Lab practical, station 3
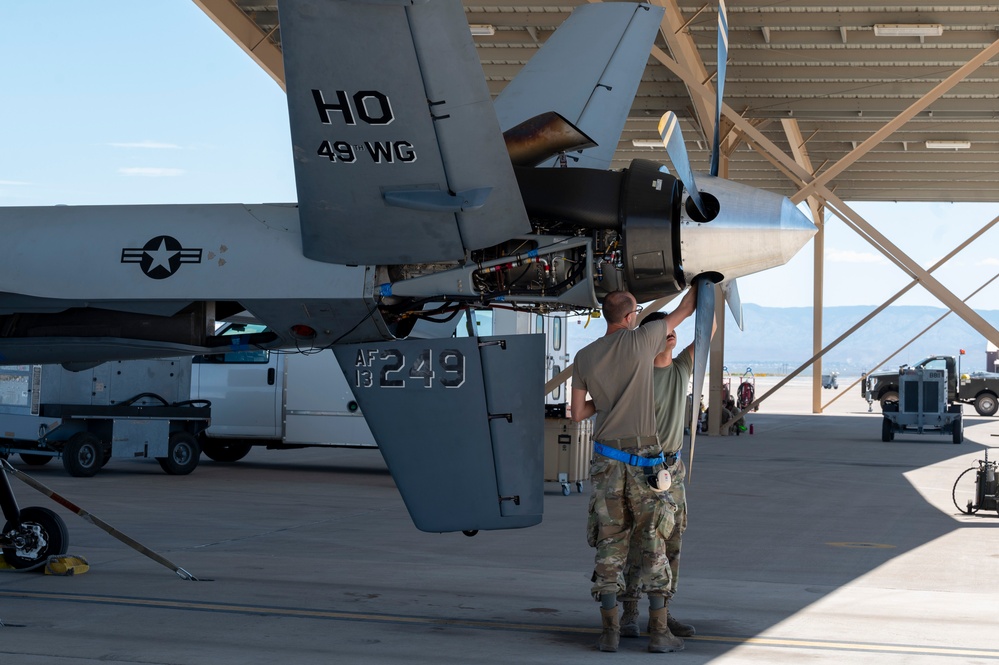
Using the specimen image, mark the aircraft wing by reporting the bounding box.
[333,334,544,533]
[280,0,530,265]
[493,2,665,170]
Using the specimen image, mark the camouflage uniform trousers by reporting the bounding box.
[587,445,678,600]
[621,457,686,600]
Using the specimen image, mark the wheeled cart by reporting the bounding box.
[880,366,963,444]
[0,360,210,477]
[737,368,758,411]
[952,449,998,515]
[544,417,592,495]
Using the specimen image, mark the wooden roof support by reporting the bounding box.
[791,36,999,205]
[192,0,286,90]
[651,0,717,146]
[651,40,999,383]
[781,118,826,414]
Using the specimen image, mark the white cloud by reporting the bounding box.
[979,257,999,266]
[118,167,185,177]
[0,180,30,186]
[826,248,887,264]
[109,140,181,149]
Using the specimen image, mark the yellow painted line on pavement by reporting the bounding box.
[3,590,998,659]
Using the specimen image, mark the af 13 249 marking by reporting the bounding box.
[354,348,465,390]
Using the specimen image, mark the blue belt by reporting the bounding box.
[593,442,664,467]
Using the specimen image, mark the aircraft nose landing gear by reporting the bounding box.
[1,459,69,570]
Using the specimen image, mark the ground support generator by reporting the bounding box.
[880,366,963,444]
[0,360,210,477]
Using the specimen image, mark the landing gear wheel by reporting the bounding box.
[157,432,200,475]
[1,506,69,569]
[881,417,894,442]
[951,467,980,514]
[974,393,998,417]
[462,530,478,537]
[201,439,252,463]
[19,453,51,466]
[952,417,964,444]
[62,432,103,477]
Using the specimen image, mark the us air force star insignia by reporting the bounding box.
[121,235,203,280]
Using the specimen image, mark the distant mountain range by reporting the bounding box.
[567,305,999,375]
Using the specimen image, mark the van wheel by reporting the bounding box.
[157,432,200,475]
[62,432,103,477]
[200,439,252,463]
[974,393,998,417]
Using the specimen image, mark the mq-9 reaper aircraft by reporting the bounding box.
[0,0,815,541]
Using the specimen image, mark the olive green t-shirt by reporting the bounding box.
[652,348,694,454]
[571,319,669,441]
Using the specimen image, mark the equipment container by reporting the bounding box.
[544,417,592,495]
[0,359,210,477]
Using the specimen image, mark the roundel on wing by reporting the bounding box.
[121,235,203,280]
[140,235,184,280]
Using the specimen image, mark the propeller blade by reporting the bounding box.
[722,278,744,331]
[658,111,708,218]
[688,275,716,481]
[709,0,729,177]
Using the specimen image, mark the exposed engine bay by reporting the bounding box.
[376,159,691,335]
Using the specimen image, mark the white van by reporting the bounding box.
[191,323,375,462]
[192,310,568,462]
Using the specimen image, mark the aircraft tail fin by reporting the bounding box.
[333,335,544,533]
[493,2,665,170]
[279,0,530,265]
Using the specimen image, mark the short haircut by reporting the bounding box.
[639,311,667,327]
[603,291,634,324]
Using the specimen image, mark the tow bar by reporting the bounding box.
[1,458,201,580]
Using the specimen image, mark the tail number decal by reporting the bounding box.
[313,89,393,126]
[354,349,465,390]
[317,140,416,164]
[313,89,416,164]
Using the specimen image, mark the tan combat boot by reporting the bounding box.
[667,612,696,637]
[598,606,620,652]
[647,606,684,653]
[620,600,640,638]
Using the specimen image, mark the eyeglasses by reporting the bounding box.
[633,305,644,315]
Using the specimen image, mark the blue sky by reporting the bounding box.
[0,1,295,207]
[3,1,998,311]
